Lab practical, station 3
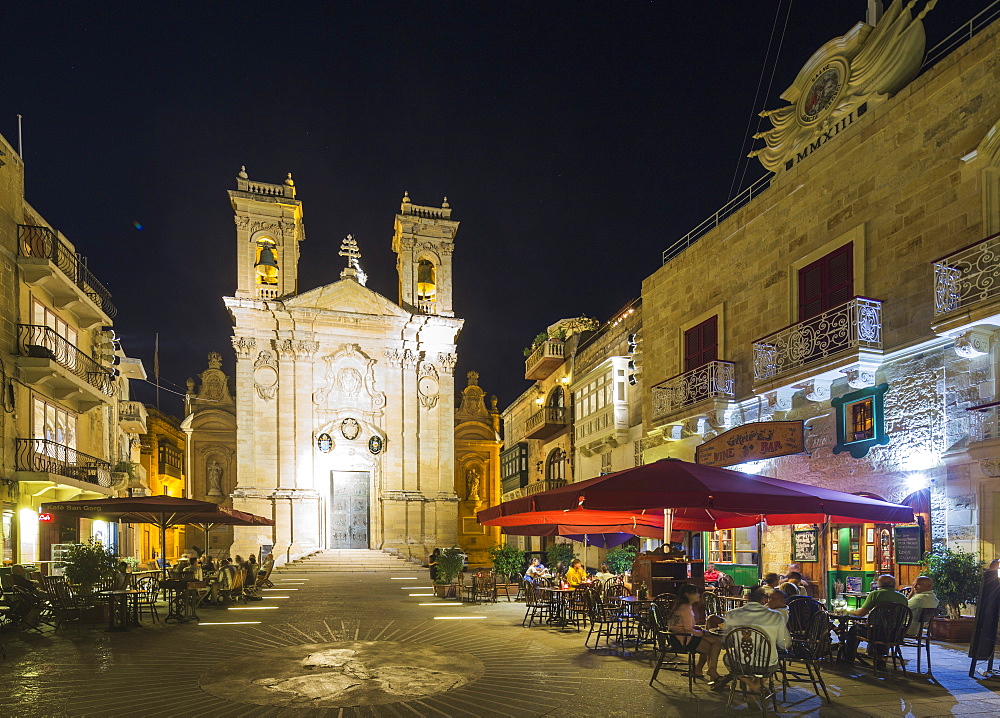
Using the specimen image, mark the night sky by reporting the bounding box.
[4,1,989,417]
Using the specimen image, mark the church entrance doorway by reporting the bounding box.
[329,471,370,548]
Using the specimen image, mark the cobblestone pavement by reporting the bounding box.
[2,571,1000,716]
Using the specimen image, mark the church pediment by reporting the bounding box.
[286,279,409,318]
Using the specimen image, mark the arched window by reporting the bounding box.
[545,448,566,482]
[546,387,565,409]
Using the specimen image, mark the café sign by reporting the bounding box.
[695,421,805,468]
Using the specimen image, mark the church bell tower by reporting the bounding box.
[229,167,304,300]
[392,192,458,316]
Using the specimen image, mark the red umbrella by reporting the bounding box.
[478,458,913,527]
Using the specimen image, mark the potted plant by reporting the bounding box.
[434,547,465,598]
[923,546,984,642]
[488,542,525,598]
[606,545,638,576]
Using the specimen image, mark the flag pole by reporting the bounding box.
[154,333,160,410]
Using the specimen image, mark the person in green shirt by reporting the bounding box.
[839,574,908,665]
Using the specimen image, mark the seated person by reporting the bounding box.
[668,583,722,683]
[839,574,908,665]
[761,572,780,593]
[703,563,722,587]
[112,561,130,591]
[565,559,588,587]
[724,587,791,691]
[594,563,616,581]
[552,561,567,581]
[778,571,803,596]
[906,575,939,637]
[766,588,789,621]
[524,557,548,581]
[785,563,810,588]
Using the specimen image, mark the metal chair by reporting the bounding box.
[902,606,938,674]
[864,602,912,675]
[723,626,780,715]
[781,609,832,703]
[649,602,699,693]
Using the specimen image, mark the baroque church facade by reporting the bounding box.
[194,170,465,563]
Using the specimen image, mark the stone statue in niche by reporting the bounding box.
[466,467,481,502]
[207,460,224,496]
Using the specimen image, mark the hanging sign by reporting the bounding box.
[696,421,805,468]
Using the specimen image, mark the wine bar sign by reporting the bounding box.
[696,421,805,468]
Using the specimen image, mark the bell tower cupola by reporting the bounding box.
[392,192,459,316]
[229,167,304,300]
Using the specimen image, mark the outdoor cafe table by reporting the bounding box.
[97,589,142,632]
[538,586,576,629]
[161,578,201,623]
[615,596,654,648]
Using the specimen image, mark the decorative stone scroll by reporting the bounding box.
[253,350,279,401]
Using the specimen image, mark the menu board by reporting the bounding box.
[793,529,818,562]
[893,525,923,565]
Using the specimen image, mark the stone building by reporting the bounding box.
[500,309,645,564]
[137,406,187,561]
[220,172,463,563]
[453,371,502,566]
[0,129,146,565]
[640,5,1000,594]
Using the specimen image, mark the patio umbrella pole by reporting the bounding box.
[663,509,673,547]
[160,512,168,579]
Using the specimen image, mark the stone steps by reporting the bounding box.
[275,549,425,573]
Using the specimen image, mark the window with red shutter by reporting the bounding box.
[798,243,853,321]
[684,316,718,373]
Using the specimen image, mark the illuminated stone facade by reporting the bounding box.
[642,12,1000,590]
[222,174,463,564]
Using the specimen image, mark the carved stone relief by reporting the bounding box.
[253,350,279,401]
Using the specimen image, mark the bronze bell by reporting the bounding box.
[417,259,436,298]
[255,244,279,284]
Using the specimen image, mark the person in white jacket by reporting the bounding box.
[724,587,792,693]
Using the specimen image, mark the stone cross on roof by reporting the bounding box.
[339,235,368,286]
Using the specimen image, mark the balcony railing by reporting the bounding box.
[525,478,567,496]
[525,406,569,440]
[16,438,113,488]
[934,232,1000,317]
[969,402,1000,443]
[18,225,117,319]
[118,400,148,433]
[524,339,565,380]
[753,297,882,382]
[652,361,735,421]
[18,324,115,396]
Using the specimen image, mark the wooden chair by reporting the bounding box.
[701,590,722,617]
[49,582,90,632]
[254,563,274,590]
[723,626,780,714]
[649,602,699,693]
[521,580,553,627]
[780,609,832,703]
[585,592,623,649]
[902,606,939,674]
[135,576,160,622]
[787,596,824,640]
[864,602,912,675]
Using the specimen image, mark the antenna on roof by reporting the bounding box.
[17,114,23,158]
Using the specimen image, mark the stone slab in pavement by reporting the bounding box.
[1,571,999,716]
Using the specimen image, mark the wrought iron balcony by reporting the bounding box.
[752,297,882,391]
[525,406,569,440]
[118,400,148,434]
[652,361,735,422]
[969,402,1000,443]
[932,232,1000,337]
[17,324,115,407]
[16,438,113,488]
[18,225,117,321]
[524,339,565,380]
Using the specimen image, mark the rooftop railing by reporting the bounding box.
[18,225,117,319]
[16,438,113,488]
[18,324,115,396]
[752,297,882,382]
